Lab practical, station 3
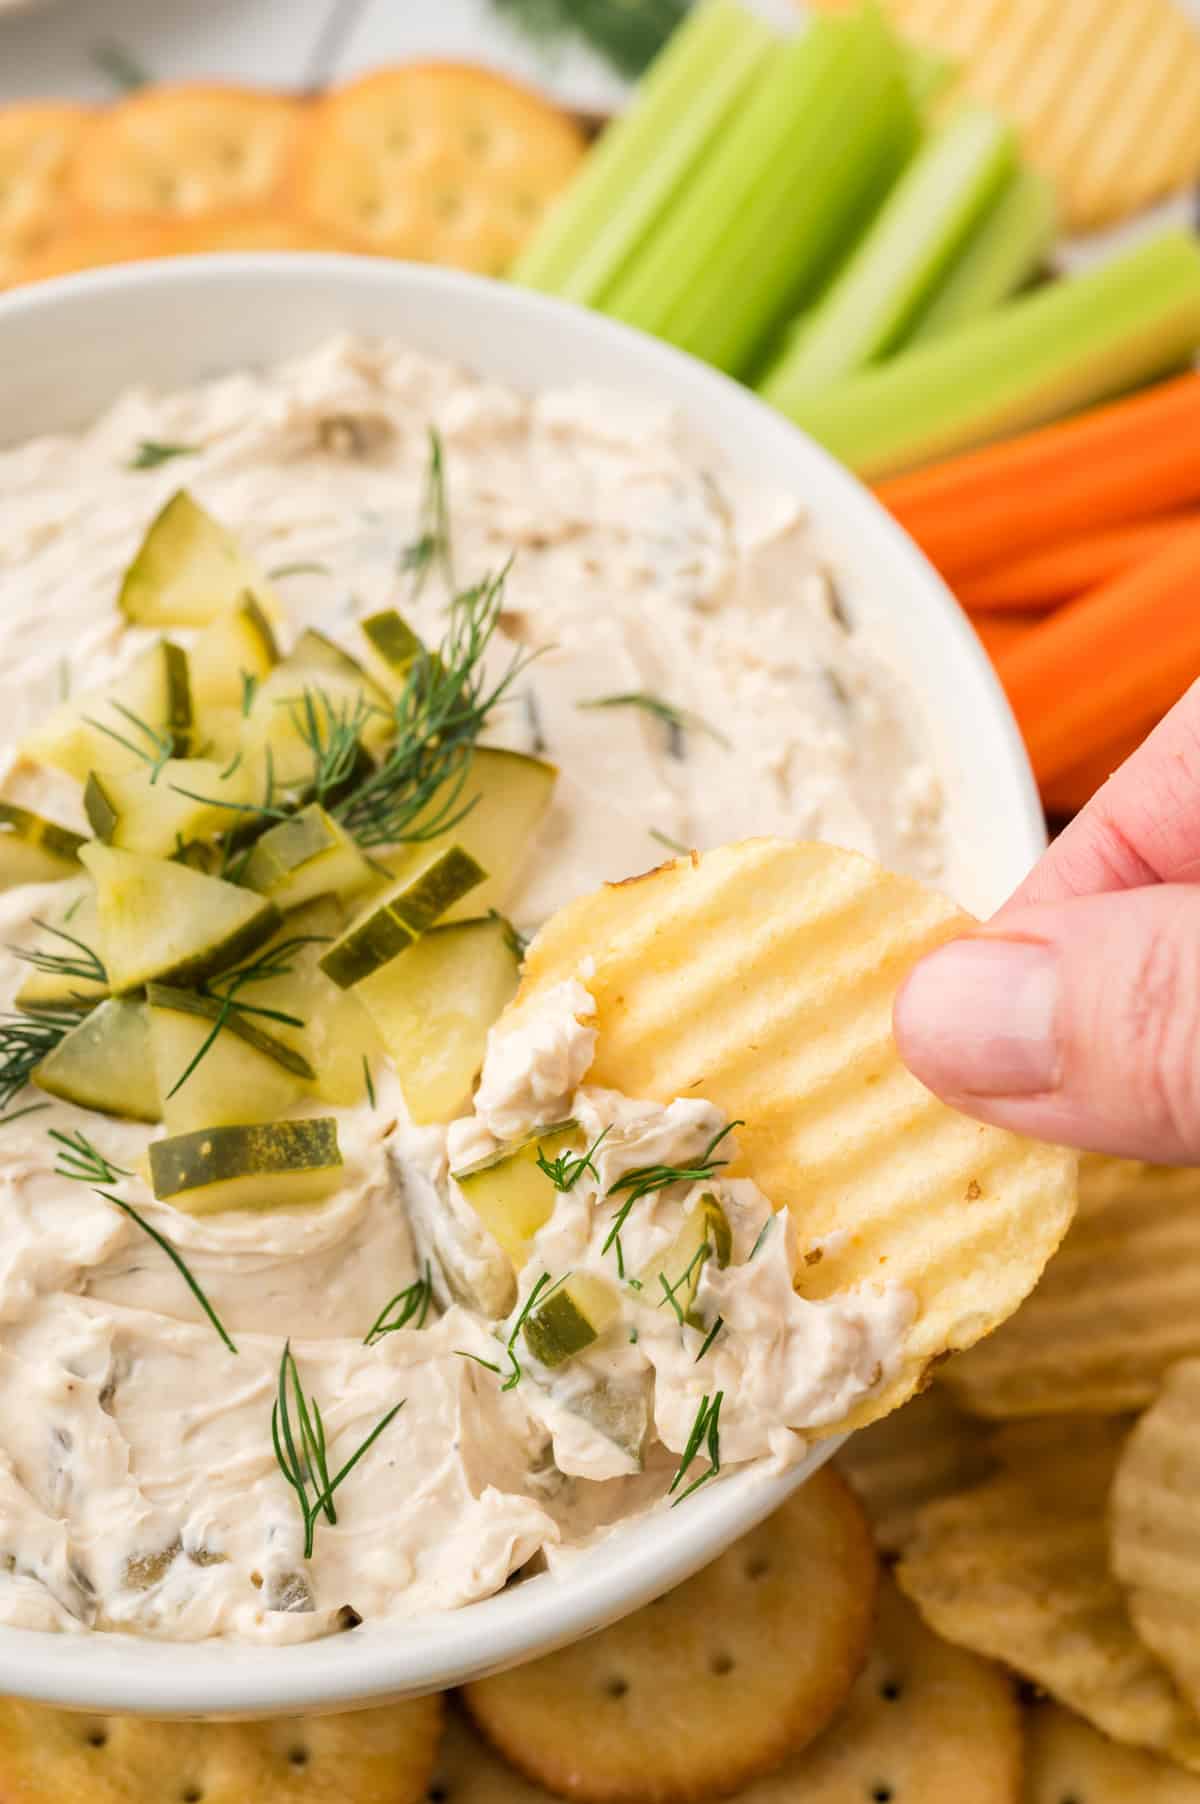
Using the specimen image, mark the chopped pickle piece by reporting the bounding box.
[147,983,314,1135]
[318,844,485,989]
[0,802,85,889]
[356,914,520,1123]
[84,758,249,858]
[33,998,159,1121]
[228,897,381,1107]
[358,608,427,696]
[568,1376,651,1465]
[21,640,192,782]
[118,491,281,628]
[382,746,557,918]
[188,595,279,718]
[148,1119,343,1216]
[239,664,389,799]
[523,1273,621,1368]
[15,887,109,1011]
[453,1121,580,1267]
[80,842,280,994]
[237,804,375,912]
[638,1192,733,1321]
[287,628,390,712]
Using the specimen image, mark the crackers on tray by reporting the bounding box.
[1,65,585,288]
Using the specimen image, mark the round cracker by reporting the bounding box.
[12,210,350,286]
[1110,1358,1200,1719]
[0,1691,442,1803]
[64,85,304,220]
[0,102,90,284]
[511,839,1078,1437]
[290,64,585,274]
[1026,1701,1200,1803]
[463,1467,877,1803]
[428,1700,559,1804]
[737,1574,1022,1803]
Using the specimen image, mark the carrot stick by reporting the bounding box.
[969,611,1047,663]
[877,371,1200,580]
[958,513,1200,612]
[995,524,1200,786]
[1041,719,1159,816]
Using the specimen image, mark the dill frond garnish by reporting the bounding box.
[272,1342,404,1556]
[669,1390,724,1505]
[0,1011,76,1116]
[82,702,173,783]
[649,828,690,857]
[400,427,454,597]
[536,1125,610,1192]
[160,935,322,1100]
[94,1189,238,1355]
[334,565,532,849]
[364,1263,433,1345]
[49,1127,129,1186]
[128,440,198,472]
[240,670,260,719]
[11,918,106,992]
[458,1271,566,1392]
[657,1241,712,1327]
[578,692,730,756]
[268,561,331,581]
[362,1056,376,1110]
[286,685,379,808]
[603,1121,741,1276]
[694,1316,724,1363]
[749,1216,774,1261]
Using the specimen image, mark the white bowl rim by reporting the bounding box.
[0,254,1046,1717]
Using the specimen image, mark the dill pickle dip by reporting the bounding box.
[0,336,943,1642]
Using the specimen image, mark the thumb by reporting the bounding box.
[894,883,1200,1163]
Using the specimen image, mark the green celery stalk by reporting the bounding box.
[773,230,1200,480]
[509,0,774,298]
[905,164,1057,342]
[605,5,920,377]
[765,104,1017,396]
[901,37,959,110]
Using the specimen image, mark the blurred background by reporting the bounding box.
[6,0,1200,831]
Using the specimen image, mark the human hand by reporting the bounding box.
[895,684,1200,1162]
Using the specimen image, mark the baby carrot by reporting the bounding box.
[958,513,1200,612]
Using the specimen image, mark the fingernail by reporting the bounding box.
[894,937,1061,1097]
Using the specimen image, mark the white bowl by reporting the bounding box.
[0,256,1044,1718]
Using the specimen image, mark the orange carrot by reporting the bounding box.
[877,372,1200,580]
[1041,719,1158,817]
[995,524,1200,786]
[958,513,1200,612]
[969,611,1048,663]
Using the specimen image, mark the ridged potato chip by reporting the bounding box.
[897,1417,1200,1769]
[1026,1701,1200,1803]
[735,1574,1021,1804]
[65,85,304,221]
[290,64,586,274]
[0,103,88,285]
[512,839,1077,1436]
[836,1383,993,1556]
[464,1469,877,1803]
[1111,1359,1200,1719]
[945,1157,1200,1419]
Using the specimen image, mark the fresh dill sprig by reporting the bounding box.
[649,828,690,857]
[161,935,322,1100]
[399,427,454,597]
[0,1011,76,1115]
[458,1271,566,1392]
[536,1125,610,1193]
[95,1189,238,1355]
[489,909,529,963]
[603,1121,741,1276]
[669,1391,723,1505]
[49,1127,130,1186]
[272,1342,404,1557]
[240,670,260,719]
[694,1316,724,1362]
[363,1056,377,1110]
[82,701,173,783]
[657,1241,712,1328]
[268,561,331,581]
[364,1264,433,1345]
[11,918,106,991]
[128,440,199,472]
[286,685,379,808]
[578,692,730,756]
[748,1216,774,1261]
[334,565,533,849]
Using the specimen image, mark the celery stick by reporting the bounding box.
[773,230,1200,480]
[509,0,773,297]
[766,104,1017,395]
[605,6,919,377]
[906,165,1057,342]
[902,38,959,110]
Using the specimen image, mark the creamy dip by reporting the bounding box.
[0,336,943,1642]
